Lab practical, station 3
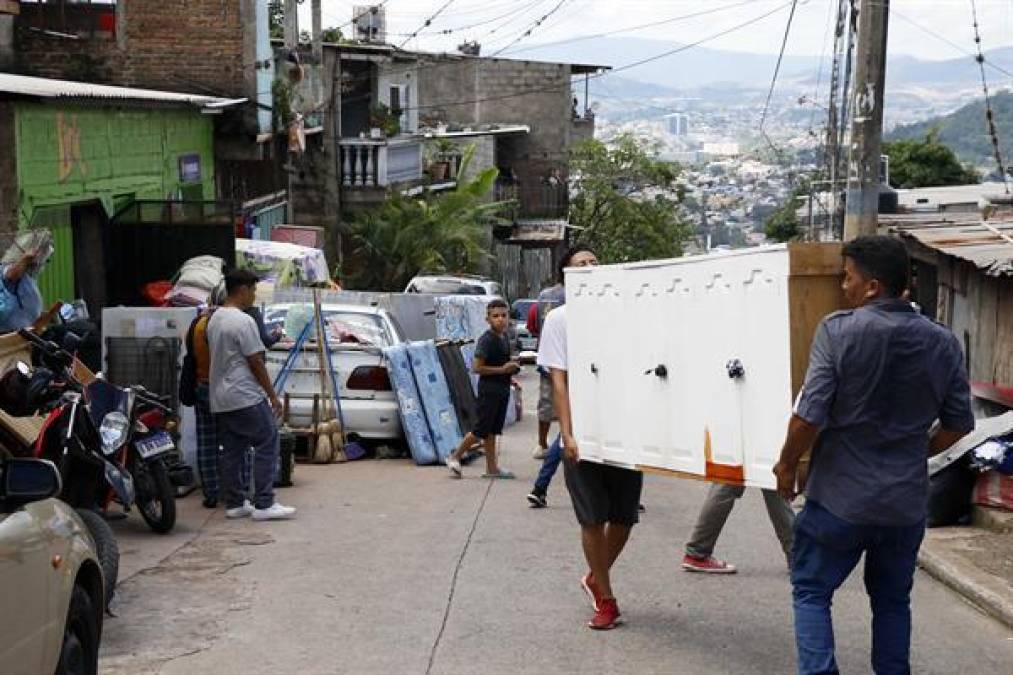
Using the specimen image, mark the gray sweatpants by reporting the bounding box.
[216,400,278,510]
[685,483,795,559]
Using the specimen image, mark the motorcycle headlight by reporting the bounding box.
[99,412,130,455]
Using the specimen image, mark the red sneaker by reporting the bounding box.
[588,598,621,630]
[681,554,737,574]
[581,572,604,612]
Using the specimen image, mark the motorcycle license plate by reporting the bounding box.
[136,432,174,459]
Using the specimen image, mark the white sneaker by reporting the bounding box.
[447,458,462,478]
[226,500,255,519]
[533,447,548,460]
[252,503,297,521]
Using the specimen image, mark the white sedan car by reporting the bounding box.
[263,303,404,441]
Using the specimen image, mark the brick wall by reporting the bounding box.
[14,0,250,97]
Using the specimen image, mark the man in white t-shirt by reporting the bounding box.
[537,246,643,631]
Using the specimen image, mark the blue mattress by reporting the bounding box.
[435,296,489,341]
[406,341,462,463]
[382,344,438,465]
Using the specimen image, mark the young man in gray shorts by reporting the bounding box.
[537,246,643,630]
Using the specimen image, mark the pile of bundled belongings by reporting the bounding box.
[235,239,330,288]
[927,411,1013,526]
[146,256,225,307]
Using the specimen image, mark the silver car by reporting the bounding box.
[0,458,105,675]
[263,303,404,440]
[404,274,504,297]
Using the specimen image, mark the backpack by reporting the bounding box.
[178,311,213,407]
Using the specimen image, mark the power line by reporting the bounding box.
[969,0,1009,192]
[474,0,550,42]
[759,0,799,139]
[388,0,544,37]
[396,0,794,114]
[893,8,1013,80]
[496,0,759,57]
[489,0,569,57]
[398,0,457,48]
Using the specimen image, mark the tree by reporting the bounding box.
[268,1,284,40]
[344,147,509,291]
[764,197,802,243]
[568,135,690,263]
[883,132,980,189]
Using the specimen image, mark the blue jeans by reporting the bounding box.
[533,434,563,493]
[791,500,925,675]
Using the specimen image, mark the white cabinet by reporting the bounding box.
[566,244,843,489]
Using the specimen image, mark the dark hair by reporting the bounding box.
[842,235,910,298]
[486,298,508,313]
[557,245,598,283]
[224,269,260,296]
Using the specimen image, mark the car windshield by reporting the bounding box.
[263,307,391,347]
[410,279,487,295]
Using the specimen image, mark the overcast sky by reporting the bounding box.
[301,0,1013,62]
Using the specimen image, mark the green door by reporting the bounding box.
[34,222,75,306]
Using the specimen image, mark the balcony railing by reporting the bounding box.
[339,137,423,188]
[494,183,569,220]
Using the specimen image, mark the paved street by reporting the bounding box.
[100,369,1013,674]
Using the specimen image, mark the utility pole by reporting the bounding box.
[843,0,889,240]
[284,0,299,49]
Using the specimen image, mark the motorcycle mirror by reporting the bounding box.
[59,303,75,322]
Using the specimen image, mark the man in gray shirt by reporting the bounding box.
[208,269,296,522]
[773,236,973,675]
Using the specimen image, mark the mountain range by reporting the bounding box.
[886,90,1013,166]
[509,37,1013,92]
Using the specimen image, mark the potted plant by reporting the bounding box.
[435,137,459,179]
[369,103,401,138]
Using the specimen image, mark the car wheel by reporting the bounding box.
[55,585,100,675]
[74,508,119,607]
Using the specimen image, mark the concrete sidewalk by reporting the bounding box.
[918,507,1013,629]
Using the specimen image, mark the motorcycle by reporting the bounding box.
[17,327,181,528]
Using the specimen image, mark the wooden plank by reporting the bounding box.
[0,1,19,16]
[995,281,1013,388]
[972,275,999,384]
[788,242,844,276]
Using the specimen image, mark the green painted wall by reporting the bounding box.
[14,103,216,303]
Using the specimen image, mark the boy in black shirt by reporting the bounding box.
[447,299,519,479]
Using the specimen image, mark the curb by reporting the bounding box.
[972,506,1013,534]
[918,544,1013,629]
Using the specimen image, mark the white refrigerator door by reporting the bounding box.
[566,247,793,489]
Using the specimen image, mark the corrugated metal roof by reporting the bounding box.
[0,73,246,109]
[884,212,1013,277]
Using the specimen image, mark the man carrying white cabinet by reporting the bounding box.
[538,245,643,631]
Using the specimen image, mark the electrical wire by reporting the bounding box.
[489,0,569,57]
[759,0,799,138]
[398,0,458,48]
[496,0,759,56]
[969,0,1009,192]
[892,9,1013,80]
[385,0,544,37]
[395,0,794,114]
